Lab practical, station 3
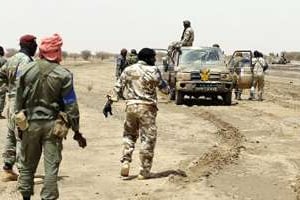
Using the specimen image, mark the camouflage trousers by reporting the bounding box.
[0,88,6,113]
[2,97,17,166]
[121,104,158,176]
[233,71,242,99]
[17,120,62,200]
[251,74,265,100]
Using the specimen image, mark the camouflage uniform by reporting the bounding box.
[116,55,128,79]
[231,55,244,100]
[251,57,268,100]
[0,56,7,115]
[127,53,138,66]
[0,52,33,167]
[181,27,194,47]
[113,61,169,177]
[15,59,80,199]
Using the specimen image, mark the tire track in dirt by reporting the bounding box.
[185,111,244,180]
[168,110,244,185]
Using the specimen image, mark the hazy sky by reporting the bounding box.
[0,0,299,54]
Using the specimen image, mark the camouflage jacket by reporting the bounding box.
[181,27,194,47]
[0,52,32,98]
[112,61,169,106]
[127,54,138,65]
[0,56,7,67]
[15,59,80,132]
[116,55,128,78]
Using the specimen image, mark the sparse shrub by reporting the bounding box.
[62,51,68,59]
[81,50,92,61]
[69,53,80,60]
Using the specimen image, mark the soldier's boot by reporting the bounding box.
[120,161,130,177]
[1,169,18,182]
[249,86,255,100]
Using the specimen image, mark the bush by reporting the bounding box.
[81,50,92,61]
[69,53,80,60]
[95,51,116,60]
[62,51,68,59]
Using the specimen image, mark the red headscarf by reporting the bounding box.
[39,34,63,63]
[19,34,36,44]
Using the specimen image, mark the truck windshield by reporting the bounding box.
[180,48,223,65]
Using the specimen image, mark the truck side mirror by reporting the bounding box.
[162,57,168,72]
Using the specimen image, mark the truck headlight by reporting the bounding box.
[176,72,191,81]
[220,73,231,80]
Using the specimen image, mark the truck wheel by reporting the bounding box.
[222,91,232,105]
[175,91,184,105]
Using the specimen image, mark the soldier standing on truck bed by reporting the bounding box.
[180,20,194,47]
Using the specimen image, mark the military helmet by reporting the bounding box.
[183,20,191,26]
[130,49,137,55]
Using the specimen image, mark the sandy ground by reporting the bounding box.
[0,61,300,200]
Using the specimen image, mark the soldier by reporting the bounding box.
[249,50,268,101]
[15,33,86,200]
[127,49,138,65]
[116,48,128,79]
[0,35,37,182]
[231,52,244,100]
[180,20,194,47]
[0,46,7,119]
[108,48,169,180]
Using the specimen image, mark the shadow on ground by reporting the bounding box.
[122,169,187,181]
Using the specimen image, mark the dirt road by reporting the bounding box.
[0,62,300,200]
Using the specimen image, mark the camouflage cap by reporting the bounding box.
[130,49,137,55]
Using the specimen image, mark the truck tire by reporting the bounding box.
[222,91,232,105]
[175,91,184,105]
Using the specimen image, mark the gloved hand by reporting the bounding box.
[73,131,87,148]
[103,95,113,118]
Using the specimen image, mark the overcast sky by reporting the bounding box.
[0,0,299,54]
